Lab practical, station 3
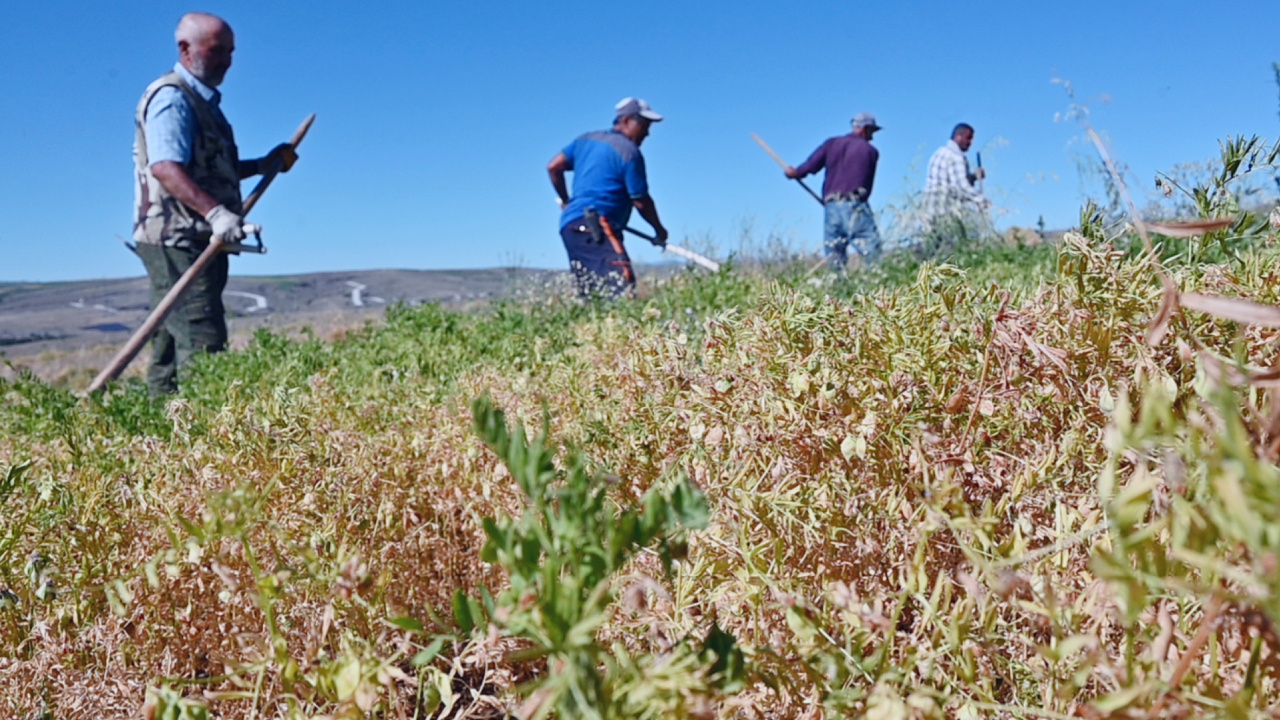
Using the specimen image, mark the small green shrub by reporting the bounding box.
[458,396,743,720]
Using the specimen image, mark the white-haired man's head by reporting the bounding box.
[175,12,235,87]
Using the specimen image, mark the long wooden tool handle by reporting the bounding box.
[751,132,824,206]
[976,151,984,194]
[243,113,315,215]
[87,240,226,394]
[87,114,316,394]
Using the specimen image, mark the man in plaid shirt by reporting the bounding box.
[925,123,988,208]
[921,123,991,251]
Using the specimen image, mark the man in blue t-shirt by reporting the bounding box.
[547,97,670,297]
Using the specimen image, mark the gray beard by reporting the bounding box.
[187,58,224,87]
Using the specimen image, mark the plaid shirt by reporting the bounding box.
[924,140,987,208]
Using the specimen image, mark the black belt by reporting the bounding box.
[575,208,608,244]
[824,192,868,203]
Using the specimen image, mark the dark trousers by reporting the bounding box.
[560,222,634,299]
[135,243,228,395]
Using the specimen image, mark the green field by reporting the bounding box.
[6,222,1280,719]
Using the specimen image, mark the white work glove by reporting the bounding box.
[206,204,248,243]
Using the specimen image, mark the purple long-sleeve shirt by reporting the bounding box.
[793,134,879,201]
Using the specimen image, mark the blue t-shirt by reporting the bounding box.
[144,63,227,166]
[559,130,648,231]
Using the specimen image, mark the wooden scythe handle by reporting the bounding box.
[751,132,824,206]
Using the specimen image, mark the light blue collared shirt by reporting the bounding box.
[143,63,227,166]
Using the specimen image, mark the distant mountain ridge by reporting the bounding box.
[0,267,555,358]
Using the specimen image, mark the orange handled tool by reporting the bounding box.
[596,215,635,284]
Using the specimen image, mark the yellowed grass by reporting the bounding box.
[5,233,1280,718]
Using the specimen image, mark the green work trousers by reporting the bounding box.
[135,243,229,395]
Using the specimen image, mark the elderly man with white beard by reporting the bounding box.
[132,12,296,395]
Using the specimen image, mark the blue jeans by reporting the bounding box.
[823,200,881,270]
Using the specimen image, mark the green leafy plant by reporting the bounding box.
[1089,353,1280,718]
[143,685,211,720]
[463,396,742,719]
[1152,135,1280,263]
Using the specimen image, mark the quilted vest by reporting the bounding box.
[133,71,242,247]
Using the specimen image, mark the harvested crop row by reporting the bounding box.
[3,232,1280,718]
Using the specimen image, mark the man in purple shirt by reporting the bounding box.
[786,112,882,270]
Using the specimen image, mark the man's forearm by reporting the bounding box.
[632,196,665,233]
[238,159,260,180]
[962,174,986,204]
[792,144,827,179]
[150,161,221,217]
[549,170,570,205]
[547,153,571,206]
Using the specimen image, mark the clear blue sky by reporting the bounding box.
[3,1,1279,282]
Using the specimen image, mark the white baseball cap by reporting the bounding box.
[615,97,663,122]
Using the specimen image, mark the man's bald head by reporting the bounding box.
[175,12,228,43]
[175,12,235,87]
